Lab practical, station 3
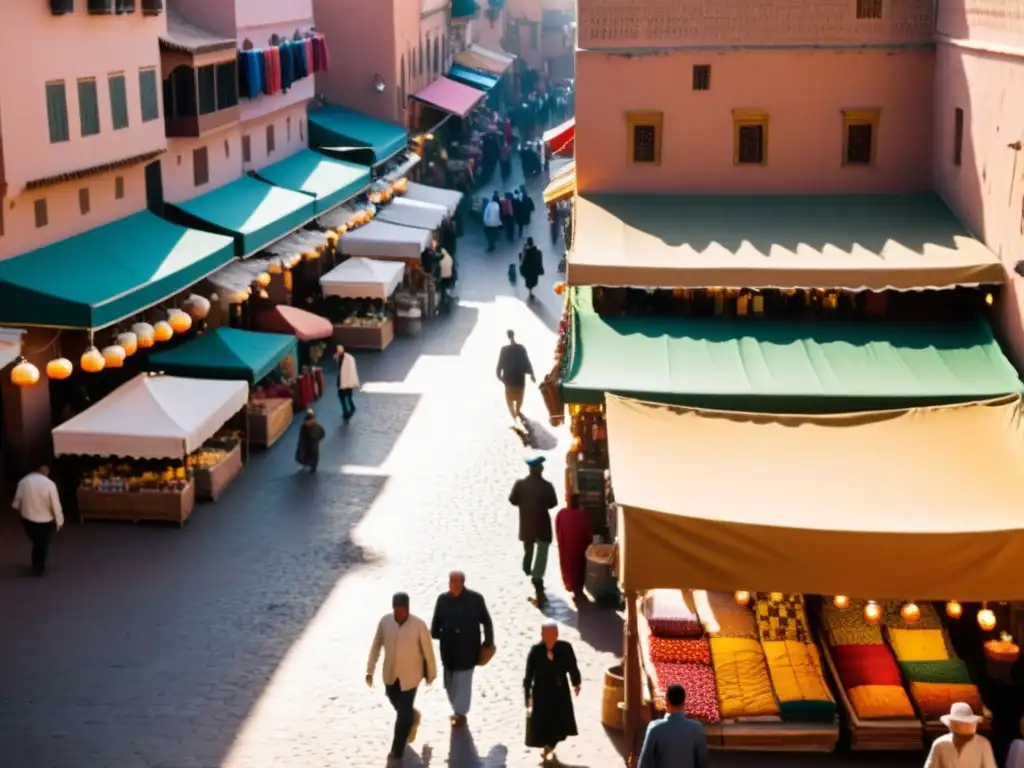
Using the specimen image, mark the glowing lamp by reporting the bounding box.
[863,601,882,625]
[168,309,192,334]
[183,295,210,321]
[80,347,105,373]
[46,357,73,380]
[734,591,751,606]
[946,600,963,619]
[133,322,155,348]
[117,332,138,357]
[985,293,994,306]
[569,435,582,453]
[267,262,283,274]
[153,321,174,343]
[101,345,126,369]
[255,272,272,288]
[833,595,850,610]
[11,359,40,387]
[553,282,566,296]
[900,602,921,624]
[978,607,997,632]
[284,271,293,292]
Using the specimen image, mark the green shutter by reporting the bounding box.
[109,74,129,130]
[77,79,100,137]
[139,68,159,122]
[45,82,70,143]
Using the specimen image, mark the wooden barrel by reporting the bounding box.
[601,664,625,730]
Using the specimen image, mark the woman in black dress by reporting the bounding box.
[524,621,582,762]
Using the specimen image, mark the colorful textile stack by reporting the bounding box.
[642,590,721,723]
[822,599,915,720]
[755,593,836,723]
[693,591,779,721]
[883,602,984,722]
[237,36,329,100]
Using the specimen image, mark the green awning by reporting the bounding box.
[168,175,316,257]
[255,149,370,214]
[0,211,235,330]
[563,291,1023,412]
[149,327,298,384]
[448,64,500,91]
[307,104,408,165]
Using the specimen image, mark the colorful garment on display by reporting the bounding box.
[761,640,836,723]
[692,590,758,640]
[643,589,702,638]
[887,628,952,662]
[909,682,984,720]
[237,35,328,100]
[846,685,916,720]
[647,636,711,666]
[830,644,902,689]
[708,637,779,721]
[900,659,972,685]
[754,594,810,643]
[238,50,265,99]
[649,661,721,723]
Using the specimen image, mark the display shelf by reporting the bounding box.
[78,483,196,526]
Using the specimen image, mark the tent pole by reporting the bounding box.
[624,589,642,767]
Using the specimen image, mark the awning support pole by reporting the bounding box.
[624,589,642,767]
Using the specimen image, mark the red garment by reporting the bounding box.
[320,35,330,71]
[555,506,592,594]
[503,118,512,145]
[305,39,314,73]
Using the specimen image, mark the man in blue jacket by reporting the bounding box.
[638,683,711,768]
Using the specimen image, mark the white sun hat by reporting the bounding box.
[940,702,982,727]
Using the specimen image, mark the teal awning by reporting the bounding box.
[308,104,407,165]
[0,211,235,330]
[255,149,370,214]
[451,0,479,18]
[168,175,316,257]
[563,290,1023,412]
[149,327,298,384]
[448,64,500,91]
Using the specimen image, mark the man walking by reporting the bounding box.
[637,684,710,768]
[483,192,502,252]
[496,329,535,424]
[13,465,64,576]
[509,456,559,605]
[430,570,495,728]
[366,592,437,764]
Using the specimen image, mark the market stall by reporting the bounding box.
[402,181,463,218]
[254,305,332,342]
[374,197,448,232]
[52,374,249,523]
[319,257,405,350]
[605,393,1024,757]
[150,328,299,449]
[337,219,431,262]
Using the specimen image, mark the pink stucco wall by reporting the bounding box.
[575,49,934,195]
[933,1,1024,363]
[473,9,507,52]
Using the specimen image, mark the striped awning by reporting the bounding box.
[543,161,576,204]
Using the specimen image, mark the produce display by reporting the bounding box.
[186,436,241,470]
[337,312,388,327]
[250,381,294,402]
[81,463,191,493]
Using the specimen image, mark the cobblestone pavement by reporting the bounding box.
[0,160,920,768]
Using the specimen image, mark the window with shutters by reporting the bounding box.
[215,62,238,110]
[45,81,70,143]
[79,188,90,215]
[692,65,711,91]
[841,109,879,166]
[856,0,883,19]
[625,111,662,165]
[115,176,125,199]
[433,38,440,75]
[139,67,159,122]
[197,65,216,115]
[733,110,769,165]
[419,42,425,77]
[77,78,101,137]
[34,199,48,228]
[193,146,209,186]
[165,66,197,119]
[108,73,129,130]
[266,124,275,154]
[953,108,964,166]
[242,134,251,162]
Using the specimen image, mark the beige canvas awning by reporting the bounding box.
[569,194,1004,291]
[606,393,1024,601]
[453,45,513,76]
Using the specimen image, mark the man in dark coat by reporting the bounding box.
[430,570,495,728]
[509,455,559,605]
[295,408,325,472]
[496,329,535,423]
[519,237,544,300]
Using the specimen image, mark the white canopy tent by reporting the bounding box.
[52,375,249,459]
[338,219,431,260]
[374,197,448,231]
[320,257,406,300]
[403,182,462,217]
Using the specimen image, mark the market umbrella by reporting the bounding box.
[254,305,333,342]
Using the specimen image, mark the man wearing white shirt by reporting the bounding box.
[12,465,64,576]
[483,193,502,253]
[925,701,996,768]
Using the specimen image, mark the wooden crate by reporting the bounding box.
[248,398,294,448]
[193,442,243,502]
[78,484,195,526]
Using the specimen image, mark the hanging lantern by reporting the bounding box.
[833,595,850,610]
[101,345,126,369]
[167,309,192,334]
[734,591,751,606]
[553,282,566,296]
[978,606,997,632]
[46,357,73,380]
[183,294,211,321]
[946,600,963,619]
[284,270,293,292]
[11,359,40,387]
[569,435,582,453]
[985,293,994,306]
[900,602,921,624]
[863,601,882,625]
[267,262,283,275]
[325,231,339,243]
[255,272,272,288]
[80,347,105,373]
[133,322,155,348]
[234,291,249,304]
[153,320,174,343]
[117,332,138,357]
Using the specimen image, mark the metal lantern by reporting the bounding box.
[863,601,882,625]
[117,332,138,357]
[946,601,963,619]
[978,606,997,632]
[153,320,174,343]
[733,591,751,606]
[11,359,40,387]
[833,595,850,610]
[184,294,211,321]
[46,357,73,380]
[133,322,155,348]
[900,602,921,624]
[268,262,283,275]
[255,272,272,288]
[80,347,105,373]
[168,309,192,334]
[102,345,126,369]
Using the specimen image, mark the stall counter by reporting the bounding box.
[332,317,395,350]
[248,398,294,448]
[78,483,196,527]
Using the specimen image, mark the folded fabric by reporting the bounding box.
[762,640,835,705]
[831,644,902,688]
[823,599,884,645]
[650,661,721,723]
[909,681,984,721]
[643,589,702,637]
[887,628,950,662]
[648,636,711,666]
[829,625,884,646]
[884,601,941,630]
[847,685,916,720]
[755,595,809,643]
[900,659,972,685]
[709,637,779,720]
[692,590,758,639]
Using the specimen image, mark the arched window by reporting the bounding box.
[433,38,440,75]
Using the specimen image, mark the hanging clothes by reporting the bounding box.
[304,38,314,75]
[314,35,329,72]
[241,50,265,99]
[280,42,295,91]
[262,47,274,95]
[293,40,308,80]
[267,47,282,94]
[238,50,251,98]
